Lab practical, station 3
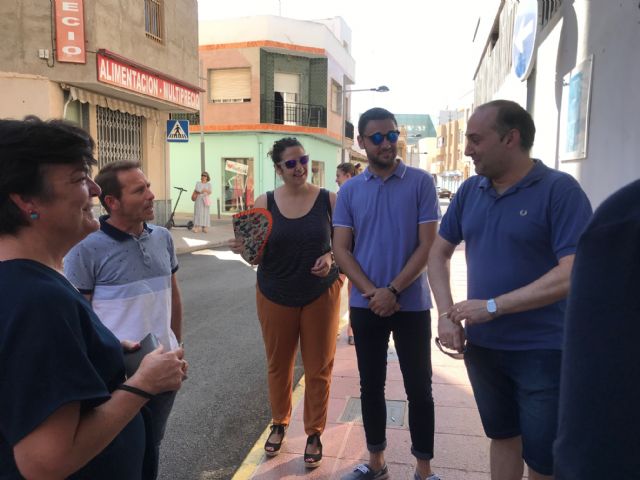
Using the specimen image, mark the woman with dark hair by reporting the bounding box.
[0,116,187,479]
[336,161,362,188]
[335,162,363,345]
[193,171,211,233]
[229,137,342,468]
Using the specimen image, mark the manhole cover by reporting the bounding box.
[338,397,406,427]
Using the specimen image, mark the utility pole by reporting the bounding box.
[199,59,206,173]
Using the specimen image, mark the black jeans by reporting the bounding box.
[351,308,435,460]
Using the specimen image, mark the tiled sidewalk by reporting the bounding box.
[234,245,490,479]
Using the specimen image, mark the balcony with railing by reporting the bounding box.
[170,112,200,125]
[261,99,326,128]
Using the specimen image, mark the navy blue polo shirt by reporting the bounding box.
[333,160,440,311]
[439,160,592,350]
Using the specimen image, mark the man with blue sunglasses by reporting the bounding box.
[333,108,441,480]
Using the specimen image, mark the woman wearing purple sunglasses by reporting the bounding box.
[230,137,342,469]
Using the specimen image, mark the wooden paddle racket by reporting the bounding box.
[232,208,273,264]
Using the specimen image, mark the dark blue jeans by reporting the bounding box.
[350,308,434,460]
[145,390,176,479]
[464,344,561,475]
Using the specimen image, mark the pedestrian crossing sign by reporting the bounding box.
[166,120,189,142]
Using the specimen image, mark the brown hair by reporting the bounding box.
[337,162,362,177]
[94,160,141,212]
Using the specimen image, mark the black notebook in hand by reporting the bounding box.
[123,333,160,378]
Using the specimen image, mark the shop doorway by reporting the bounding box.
[223,158,255,213]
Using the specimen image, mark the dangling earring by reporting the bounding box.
[29,211,39,220]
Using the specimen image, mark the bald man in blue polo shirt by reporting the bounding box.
[334,108,441,480]
[428,100,592,480]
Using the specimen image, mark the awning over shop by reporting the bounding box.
[67,85,159,120]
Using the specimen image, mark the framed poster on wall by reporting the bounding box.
[559,55,594,161]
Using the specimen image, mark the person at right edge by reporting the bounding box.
[333,107,441,480]
[554,179,640,479]
[428,100,592,480]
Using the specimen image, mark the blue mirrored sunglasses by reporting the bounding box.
[366,130,400,146]
[281,155,310,169]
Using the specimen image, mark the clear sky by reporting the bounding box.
[198,0,492,122]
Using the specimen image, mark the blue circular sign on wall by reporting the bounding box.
[512,0,539,81]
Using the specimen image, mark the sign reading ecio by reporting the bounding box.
[54,0,86,64]
[97,53,200,110]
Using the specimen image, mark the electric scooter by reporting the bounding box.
[165,186,194,230]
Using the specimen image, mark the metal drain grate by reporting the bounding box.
[338,397,407,427]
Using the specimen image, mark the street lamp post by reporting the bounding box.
[340,85,389,163]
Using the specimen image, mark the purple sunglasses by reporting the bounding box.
[281,155,310,169]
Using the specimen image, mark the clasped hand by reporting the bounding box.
[310,252,333,278]
[363,287,400,317]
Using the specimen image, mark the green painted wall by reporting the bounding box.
[169,132,340,215]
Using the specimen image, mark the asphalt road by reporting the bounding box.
[158,249,304,480]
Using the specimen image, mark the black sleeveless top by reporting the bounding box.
[257,188,339,307]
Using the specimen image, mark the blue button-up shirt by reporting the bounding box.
[333,161,440,311]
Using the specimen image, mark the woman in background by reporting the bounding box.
[336,162,362,189]
[336,161,362,345]
[193,171,211,233]
[0,117,186,480]
[230,137,342,469]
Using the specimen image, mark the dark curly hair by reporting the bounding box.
[268,137,303,165]
[0,116,96,234]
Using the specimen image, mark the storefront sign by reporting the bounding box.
[54,0,86,63]
[225,160,249,175]
[97,53,200,110]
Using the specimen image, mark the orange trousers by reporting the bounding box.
[256,277,342,435]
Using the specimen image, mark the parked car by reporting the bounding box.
[437,187,452,199]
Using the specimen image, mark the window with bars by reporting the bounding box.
[540,0,562,29]
[311,161,325,187]
[144,0,164,42]
[209,68,251,103]
[96,106,143,170]
[331,81,342,114]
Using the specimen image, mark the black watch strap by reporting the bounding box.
[116,384,154,400]
[386,283,399,296]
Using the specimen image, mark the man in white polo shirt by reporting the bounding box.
[65,160,183,479]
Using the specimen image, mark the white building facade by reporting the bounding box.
[474,0,640,207]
